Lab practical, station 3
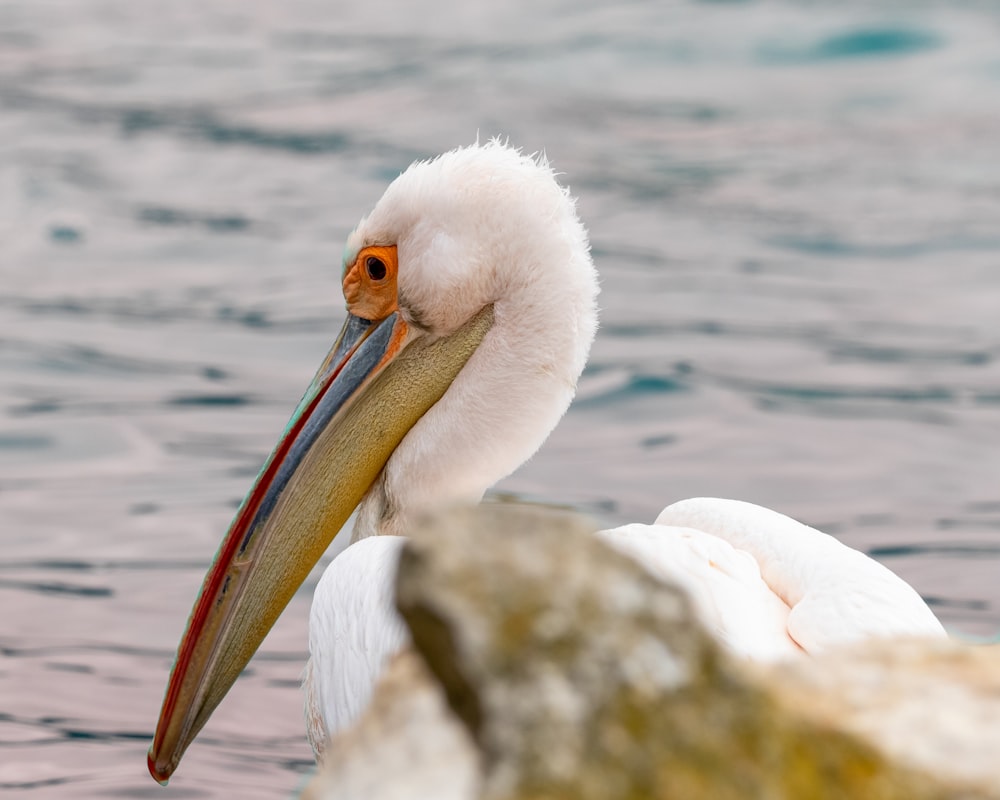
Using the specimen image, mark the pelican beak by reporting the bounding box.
[148,304,494,784]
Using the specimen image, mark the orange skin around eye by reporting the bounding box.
[343,245,399,322]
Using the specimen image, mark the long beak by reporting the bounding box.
[148,304,494,784]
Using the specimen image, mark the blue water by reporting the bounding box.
[3,1,1000,797]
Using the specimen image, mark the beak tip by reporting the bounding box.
[147,747,173,786]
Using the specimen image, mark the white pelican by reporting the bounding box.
[148,141,946,783]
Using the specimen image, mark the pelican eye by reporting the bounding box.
[344,244,397,320]
[366,256,387,281]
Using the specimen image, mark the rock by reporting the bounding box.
[300,649,479,800]
[396,505,995,800]
[768,638,1000,796]
[304,504,1000,799]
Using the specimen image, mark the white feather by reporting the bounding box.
[654,498,946,651]
[595,522,801,662]
[306,505,946,753]
[306,537,410,757]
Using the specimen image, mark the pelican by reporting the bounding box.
[148,141,946,783]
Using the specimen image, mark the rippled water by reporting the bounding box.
[3,1,1000,797]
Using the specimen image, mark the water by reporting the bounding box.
[3,0,1000,796]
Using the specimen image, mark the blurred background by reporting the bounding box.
[2,0,1000,797]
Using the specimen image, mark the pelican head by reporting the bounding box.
[148,141,599,782]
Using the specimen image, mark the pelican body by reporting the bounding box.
[148,142,945,783]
